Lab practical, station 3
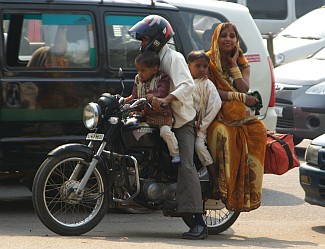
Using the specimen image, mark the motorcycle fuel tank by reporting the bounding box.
[122,121,166,150]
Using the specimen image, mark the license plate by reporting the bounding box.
[275,106,283,117]
[86,133,104,141]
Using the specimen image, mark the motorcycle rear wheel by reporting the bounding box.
[32,152,108,236]
[182,199,240,235]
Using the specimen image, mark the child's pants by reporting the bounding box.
[195,132,213,166]
[160,125,179,156]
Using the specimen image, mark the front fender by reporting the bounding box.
[48,143,94,160]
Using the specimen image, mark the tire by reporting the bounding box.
[32,152,109,236]
[293,137,303,146]
[182,199,240,235]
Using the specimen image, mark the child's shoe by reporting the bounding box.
[171,155,181,171]
[171,155,180,163]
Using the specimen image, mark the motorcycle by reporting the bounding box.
[32,69,240,236]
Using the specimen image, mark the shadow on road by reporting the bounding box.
[295,146,307,161]
[206,233,319,248]
[0,198,34,213]
[312,226,325,235]
[91,230,319,248]
[261,188,304,206]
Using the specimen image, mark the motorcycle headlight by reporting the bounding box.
[83,102,101,130]
[305,82,325,95]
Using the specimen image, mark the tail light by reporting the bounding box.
[267,56,276,107]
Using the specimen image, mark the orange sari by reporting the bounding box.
[206,23,267,212]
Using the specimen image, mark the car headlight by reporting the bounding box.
[274,53,285,66]
[305,144,325,167]
[83,102,101,130]
[305,82,325,95]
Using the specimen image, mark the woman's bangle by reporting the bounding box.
[229,66,242,80]
[227,91,233,100]
[227,91,246,103]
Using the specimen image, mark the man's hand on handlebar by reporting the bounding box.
[146,94,166,111]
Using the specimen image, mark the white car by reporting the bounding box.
[273,6,325,67]
[274,46,325,144]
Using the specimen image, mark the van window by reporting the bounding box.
[178,11,222,52]
[105,14,176,69]
[296,0,325,18]
[4,13,96,68]
[178,10,247,53]
[105,15,143,69]
[246,0,288,20]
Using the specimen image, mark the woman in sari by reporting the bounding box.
[206,22,267,212]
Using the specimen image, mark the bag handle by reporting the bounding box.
[267,133,293,169]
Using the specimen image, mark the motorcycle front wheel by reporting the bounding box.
[32,152,109,236]
[182,199,240,235]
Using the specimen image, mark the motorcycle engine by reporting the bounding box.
[141,179,177,202]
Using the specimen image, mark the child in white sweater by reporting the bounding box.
[188,50,221,198]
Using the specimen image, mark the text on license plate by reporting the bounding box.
[86,133,104,141]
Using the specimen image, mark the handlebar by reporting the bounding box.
[122,98,153,113]
[117,96,168,114]
[160,103,169,109]
[129,98,147,108]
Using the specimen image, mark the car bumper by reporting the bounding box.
[299,162,325,207]
[276,105,325,140]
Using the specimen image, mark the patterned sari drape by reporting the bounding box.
[206,23,267,212]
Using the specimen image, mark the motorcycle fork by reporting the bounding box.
[72,141,107,195]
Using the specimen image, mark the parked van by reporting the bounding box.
[0,0,276,185]
[216,0,325,35]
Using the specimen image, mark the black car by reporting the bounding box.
[300,133,325,207]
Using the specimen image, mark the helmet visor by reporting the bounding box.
[128,21,149,40]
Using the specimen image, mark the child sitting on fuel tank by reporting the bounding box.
[126,50,180,165]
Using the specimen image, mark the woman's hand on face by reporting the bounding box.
[227,46,239,66]
[245,94,259,107]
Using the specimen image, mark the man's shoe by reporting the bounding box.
[182,224,208,240]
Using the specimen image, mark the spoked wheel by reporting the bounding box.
[186,166,240,234]
[32,152,109,236]
[182,199,240,235]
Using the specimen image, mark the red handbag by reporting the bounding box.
[264,132,300,175]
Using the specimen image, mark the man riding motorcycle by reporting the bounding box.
[129,15,212,240]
